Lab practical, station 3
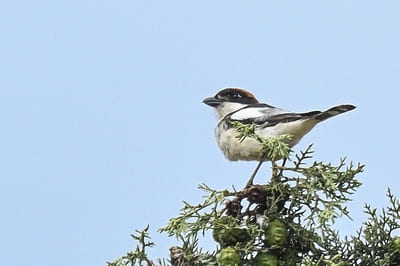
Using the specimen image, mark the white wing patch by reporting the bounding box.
[230,106,289,121]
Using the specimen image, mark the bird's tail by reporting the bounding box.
[313,104,356,121]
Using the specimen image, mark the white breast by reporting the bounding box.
[215,119,318,161]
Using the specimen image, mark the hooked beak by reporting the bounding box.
[203,97,222,107]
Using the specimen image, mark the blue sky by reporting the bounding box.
[1,1,399,265]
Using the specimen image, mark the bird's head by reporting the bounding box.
[203,88,259,119]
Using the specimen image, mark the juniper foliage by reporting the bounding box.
[107,122,400,266]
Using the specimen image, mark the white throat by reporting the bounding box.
[215,102,247,120]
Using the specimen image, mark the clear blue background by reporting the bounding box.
[1,1,399,265]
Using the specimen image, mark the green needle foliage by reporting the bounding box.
[230,121,292,161]
[108,225,157,266]
[108,123,400,266]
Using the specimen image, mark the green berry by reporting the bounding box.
[265,220,287,247]
[217,247,240,266]
[393,237,400,253]
[254,251,278,266]
[212,216,251,247]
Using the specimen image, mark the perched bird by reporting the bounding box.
[203,88,355,187]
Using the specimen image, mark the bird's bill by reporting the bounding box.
[203,97,222,107]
